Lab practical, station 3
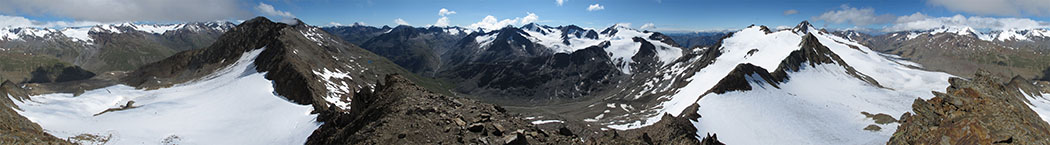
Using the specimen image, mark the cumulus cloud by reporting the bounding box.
[0,15,102,28]
[469,15,516,30]
[256,3,295,18]
[521,13,539,24]
[884,14,1050,32]
[587,4,605,11]
[394,18,410,26]
[812,4,895,26]
[434,17,451,27]
[438,8,457,16]
[640,23,656,30]
[434,8,457,27]
[928,0,1050,16]
[468,13,541,30]
[557,0,567,6]
[895,12,930,23]
[0,0,249,22]
[783,9,799,15]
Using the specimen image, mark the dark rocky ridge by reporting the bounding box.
[888,70,1050,144]
[306,74,714,144]
[708,33,882,94]
[124,17,436,111]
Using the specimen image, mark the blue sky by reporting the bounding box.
[1,0,1049,32]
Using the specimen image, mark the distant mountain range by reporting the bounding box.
[841,26,1050,81]
[1,17,1049,144]
[0,22,234,82]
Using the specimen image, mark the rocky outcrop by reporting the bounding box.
[888,70,1050,144]
[0,81,70,144]
[306,74,580,144]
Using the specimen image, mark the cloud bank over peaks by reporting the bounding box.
[468,13,541,30]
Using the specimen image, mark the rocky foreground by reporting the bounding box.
[888,70,1050,144]
[0,81,70,144]
[306,74,715,144]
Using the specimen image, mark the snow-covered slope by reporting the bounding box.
[1020,88,1050,124]
[12,48,319,144]
[596,22,953,144]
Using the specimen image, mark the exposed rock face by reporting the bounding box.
[0,81,70,144]
[307,74,707,144]
[888,70,1050,144]
[306,74,580,144]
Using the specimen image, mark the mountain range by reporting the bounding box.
[0,17,1049,144]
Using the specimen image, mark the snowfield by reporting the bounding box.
[1020,89,1050,123]
[12,48,320,145]
[612,25,952,144]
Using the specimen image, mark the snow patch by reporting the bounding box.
[13,48,320,145]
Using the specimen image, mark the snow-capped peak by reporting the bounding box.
[792,21,817,34]
[0,21,234,45]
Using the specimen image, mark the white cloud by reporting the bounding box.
[0,0,249,22]
[885,14,1050,32]
[394,18,410,26]
[640,23,656,30]
[557,0,566,6]
[327,22,344,26]
[775,25,792,30]
[614,22,631,28]
[468,13,541,30]
[783,9,799,15]
[0,15,35,28]
[896,12,930,23]
[811,4,894,26]
[256,3,295,19]
[587,4,605,11]
[469,15,517,30]
[434,17,451,27]
[521,13,539,24]
[928,0,1050,16]
[438,8,457,16]
[0,15,103,28]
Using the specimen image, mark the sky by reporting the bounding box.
[0,0,1049,33]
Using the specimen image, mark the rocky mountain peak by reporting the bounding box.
[792,21,814,34]
[889,70,1050,144]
